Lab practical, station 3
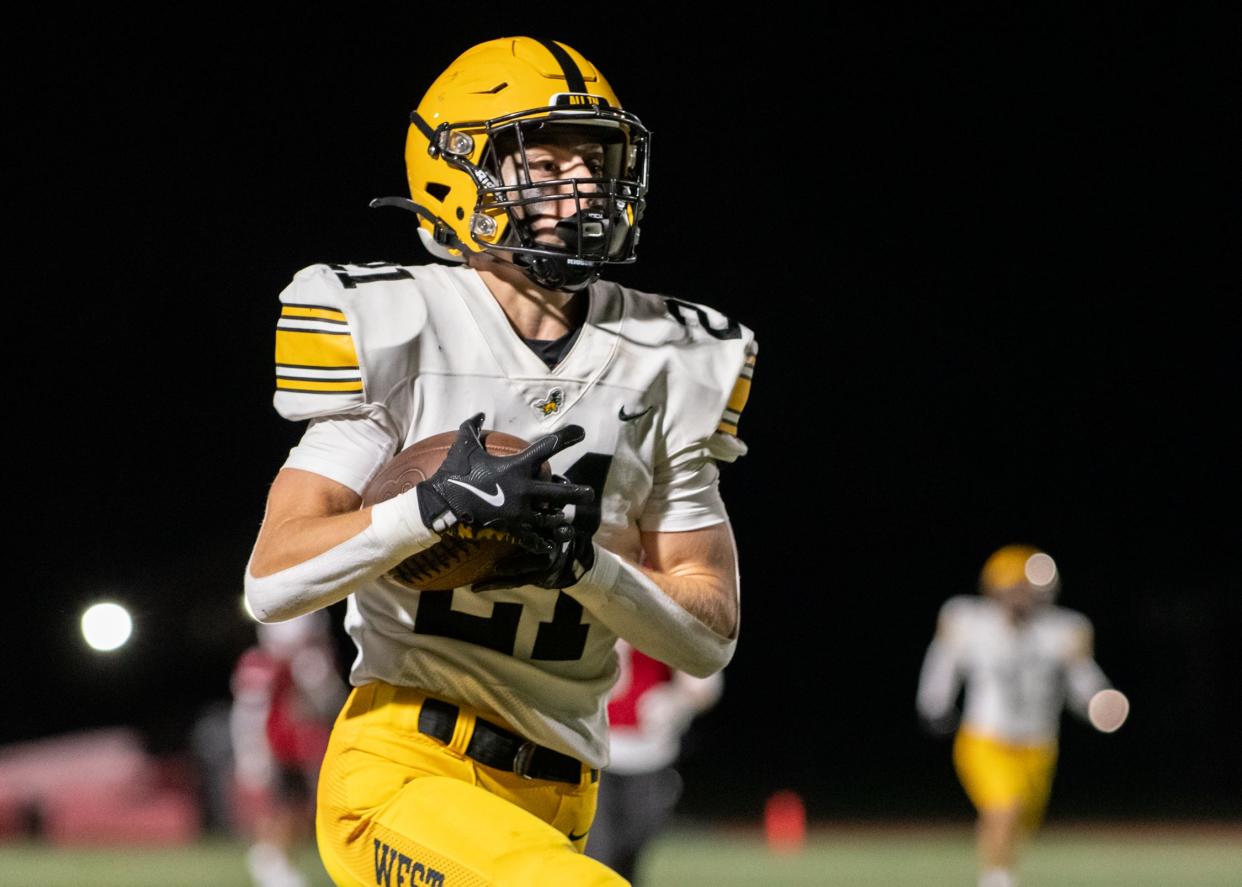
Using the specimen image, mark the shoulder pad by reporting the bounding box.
[936,596,979,641]
[606,287,758,464]
[663,296,747,345]
[1054,607,1093,634]
[660,295,757,431]
[939,595,976,621]
[272,262,432,424]
[273,265,365,421]
[655,294,758,467]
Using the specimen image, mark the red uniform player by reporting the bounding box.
[231,612,346,887]
[586,641,723,883]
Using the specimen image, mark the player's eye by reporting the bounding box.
[529,159,558,179]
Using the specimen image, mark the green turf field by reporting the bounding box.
[642,826,1242,887]
[0,825,1238,886]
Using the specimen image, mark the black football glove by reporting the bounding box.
[472,515,598,592]
[416,413,593,546]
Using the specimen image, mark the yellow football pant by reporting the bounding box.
[953,729,1058,829]
[316,683,627,887]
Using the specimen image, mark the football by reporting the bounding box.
[360,429,537,591]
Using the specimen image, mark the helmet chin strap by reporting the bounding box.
[513,253,599,292]
[511,212,611,292]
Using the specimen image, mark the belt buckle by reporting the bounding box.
[512,741,538,780]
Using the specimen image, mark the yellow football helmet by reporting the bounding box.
[374,37,650,292]
[980,544,1060,604]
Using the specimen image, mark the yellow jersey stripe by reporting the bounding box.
[276,377,365,393]
[281,304,347,322]
[726,376,752,415]
[276,329,359,369]
[717,354,756,436]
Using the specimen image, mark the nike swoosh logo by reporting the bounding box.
[618,404,653,422]
[567,829,590,842]
[446,479,506,506]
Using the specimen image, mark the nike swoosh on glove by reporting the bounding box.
[415,413,594,550]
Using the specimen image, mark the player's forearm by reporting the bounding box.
[244,493,438,622]
[1065,656,1110,717]
[637,561,737,638]
[249,509,375,578]
[568,546,737,678]
[916,639,961,722]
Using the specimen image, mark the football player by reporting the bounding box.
[244,37,756,887]
[585,641,723,884]
[916,545,1130,887]
[230,612,346,887]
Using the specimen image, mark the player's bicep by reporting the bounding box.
[263,468,363,526]
[932,598,971,657]
[638,521,740,641]
[253,409,397,569]
[639,521,738,592]
[1069,622,1095,661]
[250,469,367,578]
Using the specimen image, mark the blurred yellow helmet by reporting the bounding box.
[377,37,650,292]
[980,544,1060,602]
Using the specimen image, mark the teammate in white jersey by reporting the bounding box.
[244,37,756,887]
[917,545,1129,887]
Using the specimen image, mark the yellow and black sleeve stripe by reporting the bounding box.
[274,303,363,394]
[718,351,756,436]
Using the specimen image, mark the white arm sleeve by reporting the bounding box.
[1065,657,1111,718]
[567,546,736,678]
[917,600,969,722]
[243,491,437,623]
[916,636,962,723]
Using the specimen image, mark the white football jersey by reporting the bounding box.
[917,596,1100,744]
[271,261,756,767]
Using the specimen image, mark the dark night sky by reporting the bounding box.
[8,6,1238,819]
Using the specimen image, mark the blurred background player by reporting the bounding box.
[586,640,723,883]
[231,611,347,887]
[916,544,1130,887]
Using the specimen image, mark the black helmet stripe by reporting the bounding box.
[534,38,587,93]
[408,110,436,142]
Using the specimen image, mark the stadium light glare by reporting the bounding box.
[1024,552,1057,587]
[81,602,133,652]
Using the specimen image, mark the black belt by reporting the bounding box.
[417,697,597,785]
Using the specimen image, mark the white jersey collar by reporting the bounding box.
[451,267,624,382]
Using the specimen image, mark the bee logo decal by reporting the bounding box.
[533,388,565,416]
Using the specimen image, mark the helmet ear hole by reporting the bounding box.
[425,182,450,202]
[417,228,466,263]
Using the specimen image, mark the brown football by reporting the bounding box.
[360,429,537,591]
